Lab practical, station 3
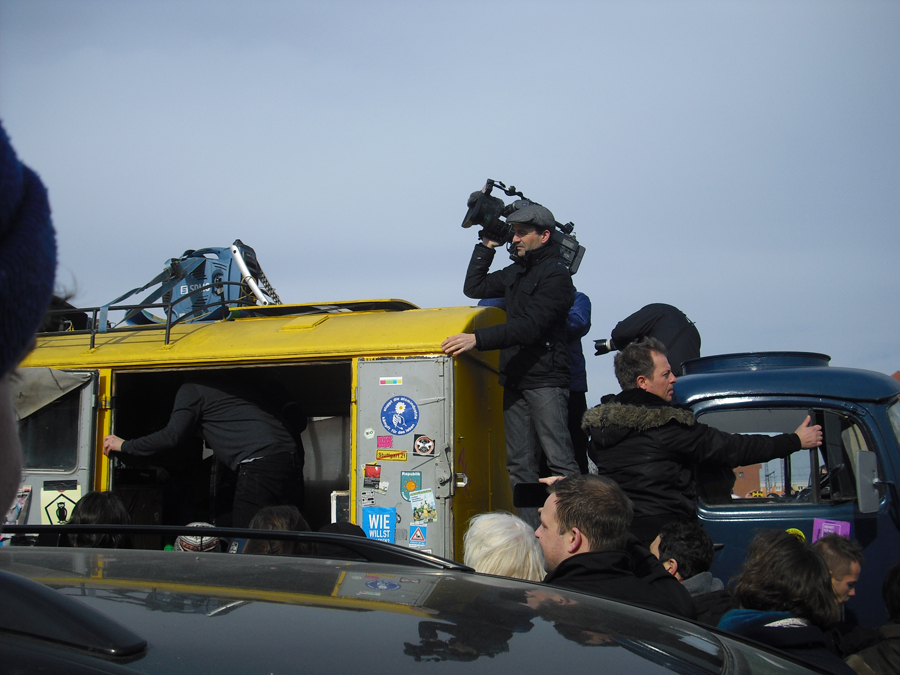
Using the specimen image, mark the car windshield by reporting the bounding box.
[888,398,900,451]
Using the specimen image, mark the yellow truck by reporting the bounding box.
[14,244,513,560]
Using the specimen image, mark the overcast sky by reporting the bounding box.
[1,0,897,400]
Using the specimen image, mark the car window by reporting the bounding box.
[887,398,900,452]
[697,408,866,507]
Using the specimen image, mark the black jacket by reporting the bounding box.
[719,610,855,675]
[584,389,801,523]
[123,381,302,471]
[611,303,700,376]
[465,242,574,390]
[543,536,695,618]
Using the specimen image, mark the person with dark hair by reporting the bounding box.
[813,534,865,606]
[244,504,311,556]
[812,534,876,658]
[846,562,900,675]
[103,376,305,528]
[584,337,822,543]
[442,203,579,529]
[535,474,694,617]
[0,121,57,523]
[67,491,132,549]
[719,529,853,675]
[652,519,715,583]
[595,303,701,376]
[651,520,736,626]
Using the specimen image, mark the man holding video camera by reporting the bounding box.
[442,203,579,528]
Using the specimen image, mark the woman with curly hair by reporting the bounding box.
[718,529,852,674]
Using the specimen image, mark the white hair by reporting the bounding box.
[463,512,545,582]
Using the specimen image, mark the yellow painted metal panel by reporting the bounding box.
[22,305,506,371]
[450,353,510,560]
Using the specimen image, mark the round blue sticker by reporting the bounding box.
[381,396,419,435]
[366,579,402,591]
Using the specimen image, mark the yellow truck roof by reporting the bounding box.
[22,301,505,370]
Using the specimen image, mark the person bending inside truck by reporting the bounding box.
[442,203,580,530]
[104,376,305,528]
[582,337,822,544]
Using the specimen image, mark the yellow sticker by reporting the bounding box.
[376,449,408,462]
[785,527,806,542]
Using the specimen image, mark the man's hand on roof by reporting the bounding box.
[442,333,477,356]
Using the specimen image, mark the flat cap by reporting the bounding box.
[505,200,556,231]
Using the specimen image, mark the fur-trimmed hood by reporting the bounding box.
[582,388,695,434]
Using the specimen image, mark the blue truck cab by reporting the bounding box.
[674,352,900,627]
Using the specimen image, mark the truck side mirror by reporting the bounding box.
[856,450,880,514]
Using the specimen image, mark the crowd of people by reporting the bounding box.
[1,120,897,675]
[439,204,896,674]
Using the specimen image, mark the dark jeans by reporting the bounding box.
[232,451,304,529]
[568,391,589,474]
[503,386,579,529]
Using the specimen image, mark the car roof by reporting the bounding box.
[675,352,900,404]
[0,546,738,674]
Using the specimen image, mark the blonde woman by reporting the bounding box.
[463,512,545,581]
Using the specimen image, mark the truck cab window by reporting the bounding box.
[696,408,866,507]
[18,387,80,472]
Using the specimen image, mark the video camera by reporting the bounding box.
[460,179,586,274]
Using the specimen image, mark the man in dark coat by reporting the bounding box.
[478,290,593,474]
[103,377,305,528]
[595,303,700,376]
[443,203,579,528]
[585,337,822,543]
[536,474,695,618]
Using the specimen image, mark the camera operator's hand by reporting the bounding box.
[479,233,501,248]
[442,333,477,356]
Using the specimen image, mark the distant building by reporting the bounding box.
[733,464,762,498]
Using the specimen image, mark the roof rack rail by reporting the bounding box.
[37,281,259,347]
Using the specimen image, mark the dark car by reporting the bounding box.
[0,529,826,675]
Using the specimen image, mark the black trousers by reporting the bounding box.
[232,451,304,528]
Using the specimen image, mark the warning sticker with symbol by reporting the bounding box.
[40,482,82,525]
[409,526,427,547]
[413,435,435,456]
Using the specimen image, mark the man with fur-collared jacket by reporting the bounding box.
[442,203,579,530]
[584,337,822,544]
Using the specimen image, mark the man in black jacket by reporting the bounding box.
[596,303,700,376]
[442,204,579,528]
[584,337,822,543]
[103,377,305,528]
[536,474,695,618]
